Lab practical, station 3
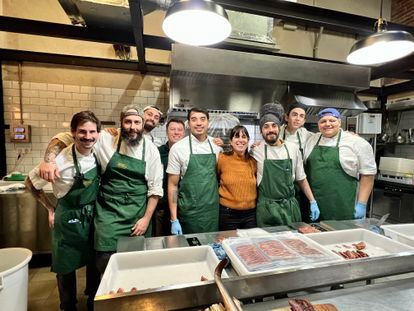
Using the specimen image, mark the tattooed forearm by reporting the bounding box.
[43,139,67,163]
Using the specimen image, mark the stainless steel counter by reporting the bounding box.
[244,276,414,310]
[95,223,414,310]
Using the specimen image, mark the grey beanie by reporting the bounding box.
[259,113,282,129]
[259,102,284,129]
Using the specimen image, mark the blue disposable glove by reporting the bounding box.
[171,219,183,235]
[354,202,367,219]
[310,201,320,222]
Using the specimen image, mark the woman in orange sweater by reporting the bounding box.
[217,125,257,230]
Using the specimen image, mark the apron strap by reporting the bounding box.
[282,125,286,141]
[189,135,214,154]
[336,129,342,147]
[71,144,82,179]
[142,138,146,160]
[116,135,123,152]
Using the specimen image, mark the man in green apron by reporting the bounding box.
[280,102,315,222]
[167,107,222,234]
[252,103,320,227]
[304,108,376,221]
[153,118,185,236]
[37,105,164,274]
[26,111,101,311]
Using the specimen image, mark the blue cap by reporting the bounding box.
[317,108,340,119]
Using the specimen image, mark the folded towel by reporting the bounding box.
[0,183,26,192]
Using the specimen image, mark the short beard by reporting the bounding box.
[121,128,143,146]
[263,133,279,145]
[144,121,155,132]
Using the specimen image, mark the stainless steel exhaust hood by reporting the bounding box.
[170,44,370,118]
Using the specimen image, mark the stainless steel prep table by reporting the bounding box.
[95,222,414,310]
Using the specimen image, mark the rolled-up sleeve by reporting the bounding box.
[28,166,48,190]
[356,139,377,175]
[145,143,164,197]
[166,144,182,175]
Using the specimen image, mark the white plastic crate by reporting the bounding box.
[96,246,226,296]
[382,224,414,248]
[306,229,414,260]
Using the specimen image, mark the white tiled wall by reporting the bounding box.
[3,80,168,174]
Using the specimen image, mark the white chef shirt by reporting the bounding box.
[279,125,315,153]
[53,130,163,197]
[251,140,306,185]
[29,144,97,199]
[167,134,222,177]
[303,129,377,178]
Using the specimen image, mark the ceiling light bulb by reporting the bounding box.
[162,0,232,46]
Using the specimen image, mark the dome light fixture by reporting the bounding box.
[347,0,414,65]
[162,0,232,46]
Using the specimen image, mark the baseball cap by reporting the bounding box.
[317,108,341,120]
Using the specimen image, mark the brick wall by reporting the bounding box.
[392,0,414,26]
[3,79,168,174]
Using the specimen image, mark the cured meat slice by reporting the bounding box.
[282,238,323,256]
[298,226,321,234]
[234,244,271,268]
[257,240,298,260]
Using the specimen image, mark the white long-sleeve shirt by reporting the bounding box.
[54,130,163,197]
[29,144,96,198]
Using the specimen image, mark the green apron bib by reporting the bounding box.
[95,137,150,252]
[178,136,219,234]
[256,144,301,227]
[306,130,357,220]
[52,145,99,274]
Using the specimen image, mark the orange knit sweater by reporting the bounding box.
[217,152,257,210]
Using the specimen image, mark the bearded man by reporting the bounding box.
[38,104,163,273]
[251,103,319,227]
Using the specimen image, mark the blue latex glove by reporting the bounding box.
[171,219,183,235]
[354,202,367,219]
[310,201,320,222]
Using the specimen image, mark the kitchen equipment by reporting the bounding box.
[396,132,405,144]
[409,128,414,143]
[346,113,382,134]
[363,99,381,109]
[376,213,390,228]
[378,157,414,185]
[214,258,242,311]
[306,229,414,260]
[382,224,414,247]
[96,246,227,296]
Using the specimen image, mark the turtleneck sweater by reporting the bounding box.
[217,152,257,210]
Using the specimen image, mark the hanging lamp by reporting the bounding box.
[347,0,414,65]
[162,0,232,46]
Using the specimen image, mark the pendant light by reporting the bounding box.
[162,0,232,46]
[347,0,414,65]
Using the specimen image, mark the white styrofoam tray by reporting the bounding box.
[222,233,340,276]
[306,229,414,260]
[382,224,414,248]
[96,246,227,296]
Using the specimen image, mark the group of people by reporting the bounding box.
[25,102,376,310]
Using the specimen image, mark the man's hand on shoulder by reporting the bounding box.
[39,161,60,183]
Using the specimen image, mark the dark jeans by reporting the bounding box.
[96,251,115,275]
[153,208,171,237]
[56,259,100,311]
[219,204,257,231]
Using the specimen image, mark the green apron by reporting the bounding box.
[178,136,219,234]
[256,144,301,227]
[52,145,99,274]
[95,137,150,252]
[306,130,357,220]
